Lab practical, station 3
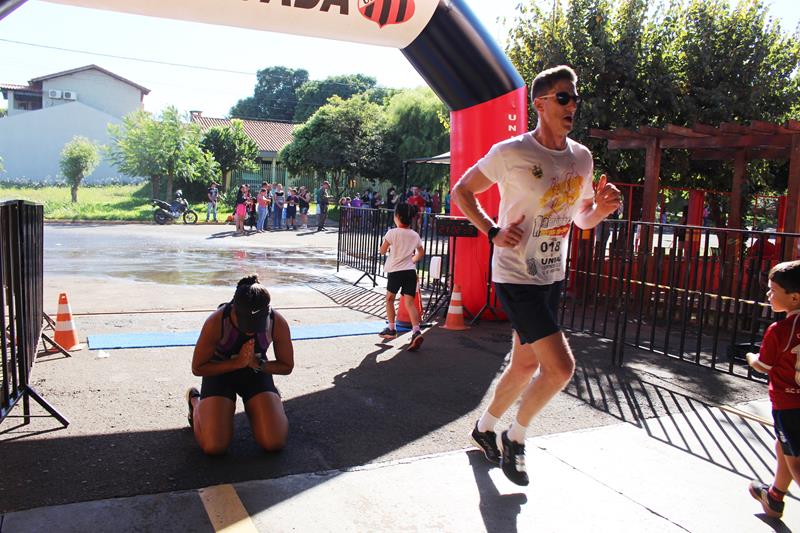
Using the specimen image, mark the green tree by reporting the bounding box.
[0,107,6,118]
[60,136,99,203]
[505,0,800,198]
[293,74,377,123]
[200,120,259,190]
[108,106,219,200]
[279,94,387,198]
[382,87,450,190]
[229,66,309,121]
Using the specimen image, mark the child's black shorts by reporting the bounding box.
[386,269,418,296]
[201,367,279,403]
[773,408,800,456]
[494,281,562,345]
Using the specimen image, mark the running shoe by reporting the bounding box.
[471,422,501,464]
[379,327,398,340]
[408,330,424,351]
[749,481,784,518]
[500,430,529,486]
[186,387,200,429]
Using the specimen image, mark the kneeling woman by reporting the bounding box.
[187,274,294,454]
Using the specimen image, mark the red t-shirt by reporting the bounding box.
[757,310,800,410]
[407,195,426,211]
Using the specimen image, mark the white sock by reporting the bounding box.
[388,322,395,330]
[412,325,421,333]
[507,420,528,444]
[477,411,500,433]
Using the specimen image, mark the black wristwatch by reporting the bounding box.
[487,226,500,243]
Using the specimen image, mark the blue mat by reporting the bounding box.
[88,320,388,350]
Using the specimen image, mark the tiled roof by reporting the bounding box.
[29,65,150,94]
[190,115,296,153]
[0,83,39,92]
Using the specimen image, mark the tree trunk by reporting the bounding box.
[70,183,78,203]
[223,170,231,192]
[166,173,174,202]
[151,175,161,200]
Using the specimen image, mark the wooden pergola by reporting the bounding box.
[590,120,800,233]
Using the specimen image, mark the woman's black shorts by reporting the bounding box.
[201,368,279,403]
[494,281,562,345]
[386,269,418,296]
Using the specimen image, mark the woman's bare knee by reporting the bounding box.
[200,439,230,456]
[256,432,287,452]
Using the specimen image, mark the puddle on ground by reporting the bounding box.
[44,229,340,287]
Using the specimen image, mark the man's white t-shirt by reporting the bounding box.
[383,227,422,273]
[476,132,595,285]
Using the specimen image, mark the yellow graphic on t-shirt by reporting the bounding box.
[540,173,585,217]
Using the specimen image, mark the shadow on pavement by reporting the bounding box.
[468,451,527,533]
[0,326,506,514]
[565,346,780,486]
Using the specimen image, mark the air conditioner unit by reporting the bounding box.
[62,91,77,100]
[47,89,62,99]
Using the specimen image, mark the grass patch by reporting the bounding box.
[0,183,227,221]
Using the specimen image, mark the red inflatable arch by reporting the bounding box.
[1,0,529,315]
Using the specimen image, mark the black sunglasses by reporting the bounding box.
[539,92,582,106]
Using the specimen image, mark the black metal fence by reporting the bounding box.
[562,219,798,380]
[337,207,452,323]
[337,207,793,382]
[0,200,68,426]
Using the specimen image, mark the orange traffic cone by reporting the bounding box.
[50,293,82,351]
[396,284,423,330]
[441,284,469,331]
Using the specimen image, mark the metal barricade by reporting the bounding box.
[562,219,797,380]
[0,200,68,426]
[337,207,454,323]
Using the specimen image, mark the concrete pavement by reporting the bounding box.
[0,223,793,531]
[4,403,795,532]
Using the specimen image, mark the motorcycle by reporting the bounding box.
[152,190,198,225]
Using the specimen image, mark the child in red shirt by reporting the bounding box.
[747,259,800,518]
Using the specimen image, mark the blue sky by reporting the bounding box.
[1,0,798,118]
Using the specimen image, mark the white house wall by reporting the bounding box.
[41,69,143,118]
[0,101,128,183]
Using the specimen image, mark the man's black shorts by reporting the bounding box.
[494,281,562,345]
[201,368,279,403]
[386,269,418,296]
[773,408,800,456]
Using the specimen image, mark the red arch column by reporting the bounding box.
[449,90,528,316]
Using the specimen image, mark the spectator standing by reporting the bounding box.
[432,190,441,215]
[234,184,248,235]
[285,188,298,230]
[206,181,219,223]
[256,187,270,233]
[297,186,311,230]
[386,187,398,211]
[406,187,426,212]
[272,184,285,231]
[316,180,332,231]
